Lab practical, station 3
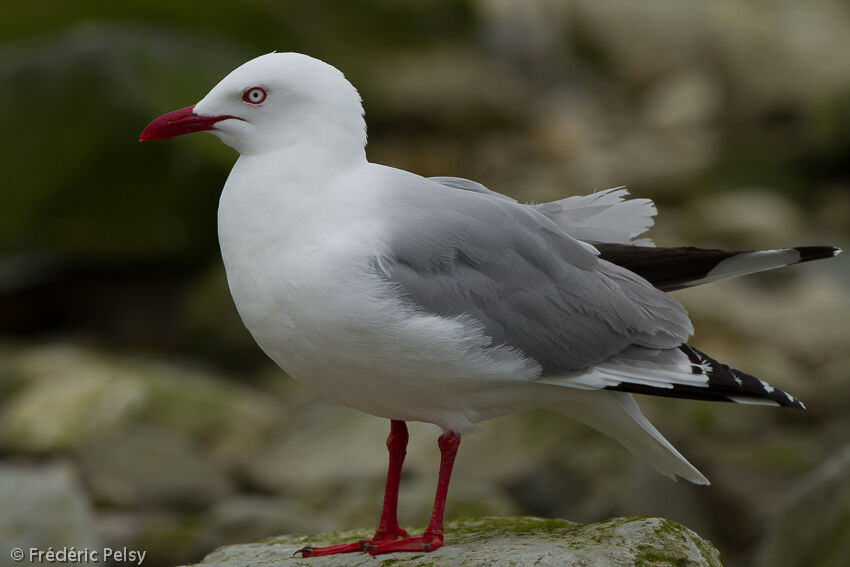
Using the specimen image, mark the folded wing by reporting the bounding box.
[380,177,692,375]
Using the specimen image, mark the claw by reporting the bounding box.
[295,546,313,557]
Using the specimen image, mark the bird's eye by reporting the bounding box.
[242,87,267,105]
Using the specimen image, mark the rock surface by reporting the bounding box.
[0,462,102,566]
[187,516,722,567]
[78,425,233,510]
[0,343,277,456]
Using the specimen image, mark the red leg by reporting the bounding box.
[373,419,409,540]
[297,420,409,557]
[366,430,460,555]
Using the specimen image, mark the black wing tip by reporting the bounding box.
[680,345,807,409]
[606,345,806,409]
[604,383,806,409]
[796,246,842,262]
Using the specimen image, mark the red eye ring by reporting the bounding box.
[242,87,267,104]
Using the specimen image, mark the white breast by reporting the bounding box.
[216,159,536,431]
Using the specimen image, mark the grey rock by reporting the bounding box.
[78,425,233,510]
[0,461,101,566]
[243,404,432,495]
[199,496,330,551]
[0,346,147,452]
[96,510,207,567]
[0,343,277,457]
[187,516,722,567]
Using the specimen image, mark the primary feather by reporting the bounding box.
[595,243,840,291]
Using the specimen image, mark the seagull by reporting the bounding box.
[140,52,840,556]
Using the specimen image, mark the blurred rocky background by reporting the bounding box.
[1,1,848,567]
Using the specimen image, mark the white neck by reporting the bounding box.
[217,141,368,267]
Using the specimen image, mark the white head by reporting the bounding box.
[141,53,367,160]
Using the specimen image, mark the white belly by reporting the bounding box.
[228,246,536,430]
[216,161,538,432]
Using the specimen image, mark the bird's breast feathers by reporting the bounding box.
[218,183,537,427]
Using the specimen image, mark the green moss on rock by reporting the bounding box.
[187,516,722,566]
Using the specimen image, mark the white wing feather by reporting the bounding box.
[532,187,657,246]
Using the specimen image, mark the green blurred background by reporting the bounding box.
[1,2,848,566]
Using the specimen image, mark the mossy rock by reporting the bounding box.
[188,516,722,566]
[0,343,277,455]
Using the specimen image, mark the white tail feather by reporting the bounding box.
[544,387,709,485]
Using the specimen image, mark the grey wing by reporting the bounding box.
[428,176,518,202]
[378,183,692,375]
